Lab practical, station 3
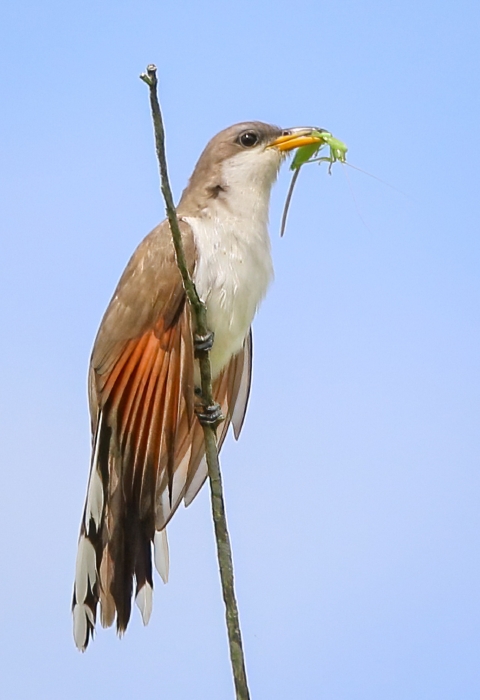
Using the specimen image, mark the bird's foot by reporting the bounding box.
[194,331,214,355]
[195,400,224,428]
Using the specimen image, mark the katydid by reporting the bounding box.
[281,130,348,237]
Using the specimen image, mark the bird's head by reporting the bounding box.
[178,121,323,215]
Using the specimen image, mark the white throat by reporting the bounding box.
[183,149,280,379]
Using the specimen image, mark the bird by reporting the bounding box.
[72,121,321,650]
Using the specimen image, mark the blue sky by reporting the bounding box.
[1,0,479,698]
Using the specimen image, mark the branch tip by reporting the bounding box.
[140,64,158,87]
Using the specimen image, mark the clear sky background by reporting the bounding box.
[1,1,479,698]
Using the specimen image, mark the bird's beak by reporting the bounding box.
[269,127,326,152]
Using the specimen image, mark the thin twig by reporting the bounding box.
[140,64,251,700]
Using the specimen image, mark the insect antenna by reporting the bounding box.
[341,161,372,233]
[342,162,410,199]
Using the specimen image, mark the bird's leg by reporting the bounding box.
[194,330,214,356]
[194,386,224,427]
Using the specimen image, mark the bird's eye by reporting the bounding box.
[238,131,259,148]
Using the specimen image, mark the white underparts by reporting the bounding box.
[183,147,278,380]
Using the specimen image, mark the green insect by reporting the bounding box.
[291,130,348,173]
[281,129,348,236]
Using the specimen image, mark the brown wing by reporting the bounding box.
[182,330,252,506]
[72,220,253,651]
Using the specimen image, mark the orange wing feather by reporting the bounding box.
[73,219,253,650]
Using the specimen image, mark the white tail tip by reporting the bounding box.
[135,582,153,625]
[154,529,169,583]
[73,603,94,651]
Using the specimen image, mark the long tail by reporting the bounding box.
[72,413,170,651]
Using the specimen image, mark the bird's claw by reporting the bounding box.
[195,401,224,427]
[194,331,214,355]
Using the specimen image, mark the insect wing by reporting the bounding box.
[291,142,323,170]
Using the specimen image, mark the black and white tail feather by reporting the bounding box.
[72,411,171,652]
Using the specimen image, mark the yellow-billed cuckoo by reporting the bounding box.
[73,121,322,650]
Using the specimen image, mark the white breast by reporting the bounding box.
[183,151,277,379]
